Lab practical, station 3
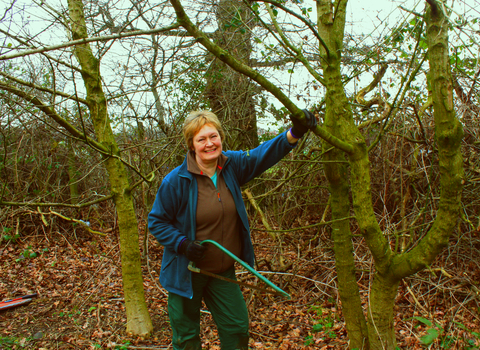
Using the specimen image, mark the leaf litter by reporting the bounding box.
[1,215,479,349]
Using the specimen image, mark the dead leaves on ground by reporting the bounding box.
[1,223,480,349]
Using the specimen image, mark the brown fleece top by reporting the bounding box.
[187,151,242,273]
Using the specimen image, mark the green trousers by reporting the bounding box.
[168,266,249,350]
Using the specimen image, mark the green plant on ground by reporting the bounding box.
[304,304,337,346]
[1,227,19,244]
[0,335,21,349]
[16,245,38,262]
[114,340,131,349]
[413,316,455,348]
[453,321,480,350]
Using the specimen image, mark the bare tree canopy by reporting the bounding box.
[0,0,479,347]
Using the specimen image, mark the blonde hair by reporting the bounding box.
[183,110,225,150]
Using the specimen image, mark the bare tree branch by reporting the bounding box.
[0,0,16,23]
[0,22,182,61]
[0,80,107,151]
[0,70,88,105]
[248,0,330,58]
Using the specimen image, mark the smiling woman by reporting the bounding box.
[148,109,316,349]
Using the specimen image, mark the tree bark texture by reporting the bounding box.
[316,0,372,348]
[317,0,462,348]
[367,275,399,349]
[204,0,259,150]
[323,147,369,349]
[67,0,153,336]
[387,0,464,282]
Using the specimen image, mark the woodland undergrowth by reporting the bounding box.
[1,122,480,349]
[0,205,479,349]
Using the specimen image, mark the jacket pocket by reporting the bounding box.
[161,252,177,272]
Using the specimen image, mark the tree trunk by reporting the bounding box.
[316,0,370,348]
[352,0,463,347]
[204,0,259,150]
[367,275,399,349]
[67,0,153,336]
[324,148,369,349]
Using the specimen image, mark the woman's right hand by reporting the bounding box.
[179,239,206,263]
[289,109,317,138]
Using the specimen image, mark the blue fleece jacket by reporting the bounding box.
[148,131,296,299]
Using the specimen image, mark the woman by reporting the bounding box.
[148,110,316,350]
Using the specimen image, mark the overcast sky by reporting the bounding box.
[1,0,478,130]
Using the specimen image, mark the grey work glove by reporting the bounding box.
[289,109,317,138]
[179,239,206,263]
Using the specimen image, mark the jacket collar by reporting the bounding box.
[178,151,229,178]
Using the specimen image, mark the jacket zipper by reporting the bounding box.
[219,188,224,269]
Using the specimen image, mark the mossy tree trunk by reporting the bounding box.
[68,0,153,336]
[317,0,463,348]
[316,0,370,347]
[367,1,463,347]
[323,146,370,348]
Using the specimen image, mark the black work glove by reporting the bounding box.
[179,239,206,263]
[289,109,317,138]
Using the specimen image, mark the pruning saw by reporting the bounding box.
[187,239,291,299]
[0,293,38,311]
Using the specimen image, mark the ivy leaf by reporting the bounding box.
[420,328,439,346]
[413,316,433,327]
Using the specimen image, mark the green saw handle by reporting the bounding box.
[191,239,291,299]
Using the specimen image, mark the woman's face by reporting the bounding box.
[192,124,222,165]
